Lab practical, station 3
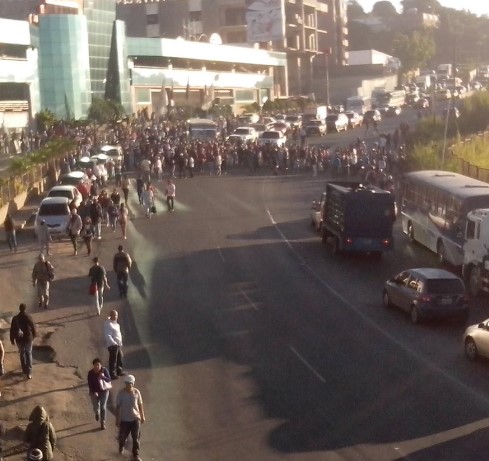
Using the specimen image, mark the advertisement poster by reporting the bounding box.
[246,0,285,43]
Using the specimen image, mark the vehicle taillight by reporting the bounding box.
[345,238,353,245]
[382,239,391,246]
[420,295,432,303]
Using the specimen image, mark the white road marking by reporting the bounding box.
[239,288,259,311]
[289,346,326,383]
[265,206,489,406]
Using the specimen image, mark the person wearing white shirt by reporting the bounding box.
[104,310,124,379]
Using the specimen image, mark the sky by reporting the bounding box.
[356,1,489,16]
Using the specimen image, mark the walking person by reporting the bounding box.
[67,208,82,256]
[136,175,144,205]
[81,216,94,256]
[37,220,52,255]
[142,183,155,218]
[32,254,54,309]
[118,203,129,240]
[116,374,145,461]
[104,310,125,379]
[122,174,130,204]
[113,245,132,298]
[89,198,103,240]
[88,257,110,315]
[87,358,112,430]
[165,178,175,211]
[4,213,17,252]
[9,303,36,379]
[25,405,56,461]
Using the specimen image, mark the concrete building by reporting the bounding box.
[116,0,350,98]
[0,0,286,129]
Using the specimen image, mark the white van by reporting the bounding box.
[99,145,123,163]
[34,197,70,237]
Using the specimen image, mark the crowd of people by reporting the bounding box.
[0,108,413,460]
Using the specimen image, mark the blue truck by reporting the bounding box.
[321,181,395,256]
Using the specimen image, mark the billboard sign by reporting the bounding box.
[246,0,285,43]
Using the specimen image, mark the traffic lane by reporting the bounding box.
[306,108,418,148]
[129,175,489,459]
[267,175,489,390]
[257,176,489,453]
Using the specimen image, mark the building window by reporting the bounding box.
[136,88,151,104]
[147,14,158,25]
[224,8,246,26]
[235,89,255,102]
[189,10,201,21]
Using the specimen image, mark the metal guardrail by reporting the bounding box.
[448,130,489,181]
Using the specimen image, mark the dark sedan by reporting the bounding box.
[382,268,469,324]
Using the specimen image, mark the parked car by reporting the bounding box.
[285,114,301,128]
[345,111,362,128]
[46,185,82,208]
[382,268,469,324]
[99,144,123,163]
[228,126,258,143]
[57,171,90,199]
[249,123,269,138]
[363,109,382,124]
[385,106,402,117]
[257,130,287,148]
[464,318,489,361]
[272,121,289,134]
[304,120,327,136]
[325,113,349,132]
[34,197,71,237]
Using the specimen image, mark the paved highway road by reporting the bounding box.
[115,167,489,461]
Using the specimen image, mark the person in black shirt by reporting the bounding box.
[9,303,37,379]
[88,257,110,315]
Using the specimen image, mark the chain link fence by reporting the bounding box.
[448,130,489,182]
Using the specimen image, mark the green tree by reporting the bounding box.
[372,1,398,18]
[347,0,367,19]
[35,109,56,132]
[393,30,435,72]
[87,97,124,124]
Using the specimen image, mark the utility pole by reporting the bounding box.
[325,48,331,106]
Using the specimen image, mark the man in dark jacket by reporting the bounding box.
[113,245,132,298]
[10,303,37,379]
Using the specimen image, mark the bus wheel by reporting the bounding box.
[407,222,415,242]
[437,241,446,265]
[469,266,481,297]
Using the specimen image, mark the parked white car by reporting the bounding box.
[257,130,287,148]
[46,185,82,208]
[34,197,70,237]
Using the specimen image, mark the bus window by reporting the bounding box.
[466,219,476,239]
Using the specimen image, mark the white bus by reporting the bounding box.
[401,170,489,266]
[345,96,371,115]
[187,118,218,140]
[371,89,406,108]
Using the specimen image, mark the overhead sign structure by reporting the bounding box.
[246,0,285,43]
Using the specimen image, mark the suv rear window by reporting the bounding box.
[426,279,464,294]
[48,190,72,199]
[39,204,69,216]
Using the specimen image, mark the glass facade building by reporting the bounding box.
[83,0,116,100]
[38,15,92,119]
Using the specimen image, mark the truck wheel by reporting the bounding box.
[469,266,481,297]
[407,222,415,242]
[437,241,446,265]
[382,290,392,308]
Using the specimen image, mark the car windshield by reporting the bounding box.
[307,121,321,126]
[234,129,250,135]
[426,279,464,294]
[59,177,79,186]
[262,132,279,139]
[39,204,69,216]
[48,190,72,199]
[326,115,338,121]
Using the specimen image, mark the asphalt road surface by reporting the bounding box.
[115,168,489,461]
